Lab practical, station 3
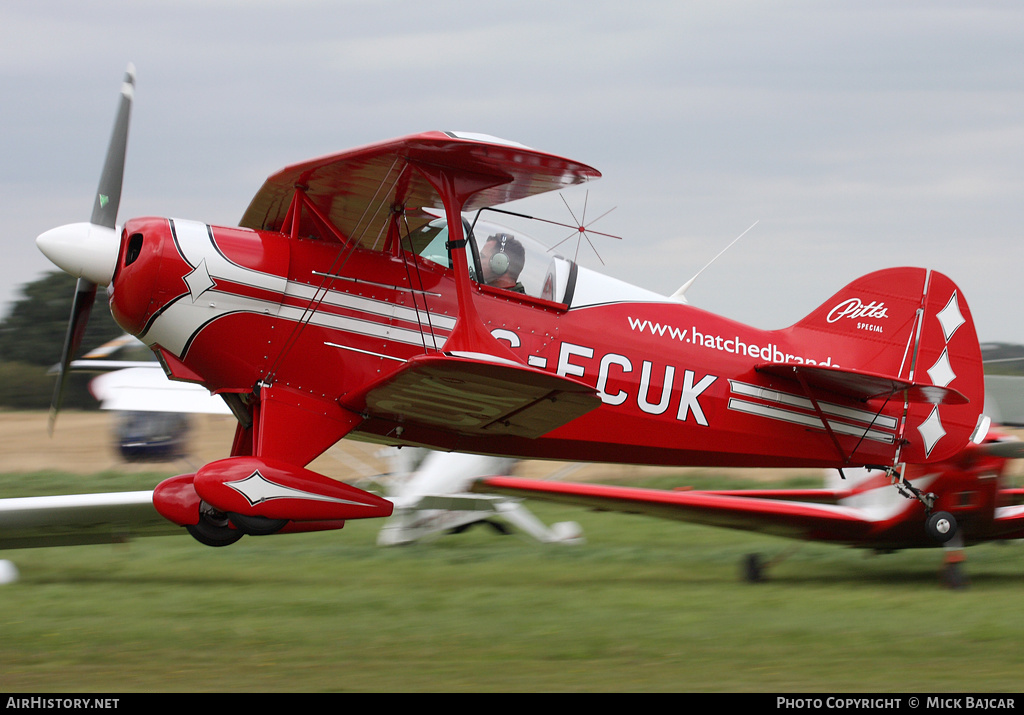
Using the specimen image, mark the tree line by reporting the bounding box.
[0,272,123,409]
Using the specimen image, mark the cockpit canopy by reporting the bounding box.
[403,217,576,305]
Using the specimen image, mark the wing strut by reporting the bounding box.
[792,368,849,465]
[409,161,521,363]
[789,367,896,475]
[281,185,350,243]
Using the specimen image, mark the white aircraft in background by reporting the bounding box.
[376,448,582,546]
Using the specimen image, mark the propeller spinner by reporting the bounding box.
[37,64,135,431]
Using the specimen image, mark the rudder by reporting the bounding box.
[901,270,985,462]
[778,267,985,464]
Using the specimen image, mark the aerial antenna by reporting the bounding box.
[670,220,758,301]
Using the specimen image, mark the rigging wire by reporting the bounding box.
[261,157,406,386]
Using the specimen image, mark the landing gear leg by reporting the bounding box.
[742,554,764,583]
[885,467,958,544]
[739,546,799,583]
[228,512,288,536]
[186,502,243,547]
[941,533,968,590]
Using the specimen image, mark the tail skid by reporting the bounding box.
[771,268,985,466]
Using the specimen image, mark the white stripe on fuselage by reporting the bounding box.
[140,219,453,357]
[726,380,898,445]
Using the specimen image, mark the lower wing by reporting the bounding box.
[0,491,179,549]
[476,477,879,545]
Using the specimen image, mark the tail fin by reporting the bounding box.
[776,267,985,464]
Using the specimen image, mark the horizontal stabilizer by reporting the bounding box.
[411,493,506,513]
[978,439,1024,459]
[756,363,969,405]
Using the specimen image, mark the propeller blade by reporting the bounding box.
[49,278,97,433]
[90,64,135,230]
[47,63,135,432]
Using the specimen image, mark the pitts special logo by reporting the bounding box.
[826,298,889,324]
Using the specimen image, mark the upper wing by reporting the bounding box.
[476,476,880,545]
[0,491,179,549]
[239,131,601,248]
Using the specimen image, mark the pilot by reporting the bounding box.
[480,233,526,293]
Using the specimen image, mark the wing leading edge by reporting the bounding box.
[475,476,880,545]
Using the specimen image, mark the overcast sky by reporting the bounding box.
[4,1,1024,345]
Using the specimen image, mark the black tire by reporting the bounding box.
[186,511,243,547]
[228,512,288,536]
[926,511,958,543]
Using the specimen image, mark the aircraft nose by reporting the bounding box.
[36,222,120,286]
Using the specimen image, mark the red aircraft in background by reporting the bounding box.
[478,429,1024,585]
[35,66,988,548]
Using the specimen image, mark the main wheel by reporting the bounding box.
[186,510,244,547]
[925,511,957,543]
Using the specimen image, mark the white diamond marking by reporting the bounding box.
[184,259,215,302]
[917,406,946,458]
[226,471,369,507]
[936,292,965,343]
[926,348,956,388]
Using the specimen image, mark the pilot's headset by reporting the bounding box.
[488,234,513,276]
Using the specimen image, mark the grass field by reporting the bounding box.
[2,469,1024,693]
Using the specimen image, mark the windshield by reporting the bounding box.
[404,216,576,304]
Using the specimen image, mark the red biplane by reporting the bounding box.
[35,66,988,547]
